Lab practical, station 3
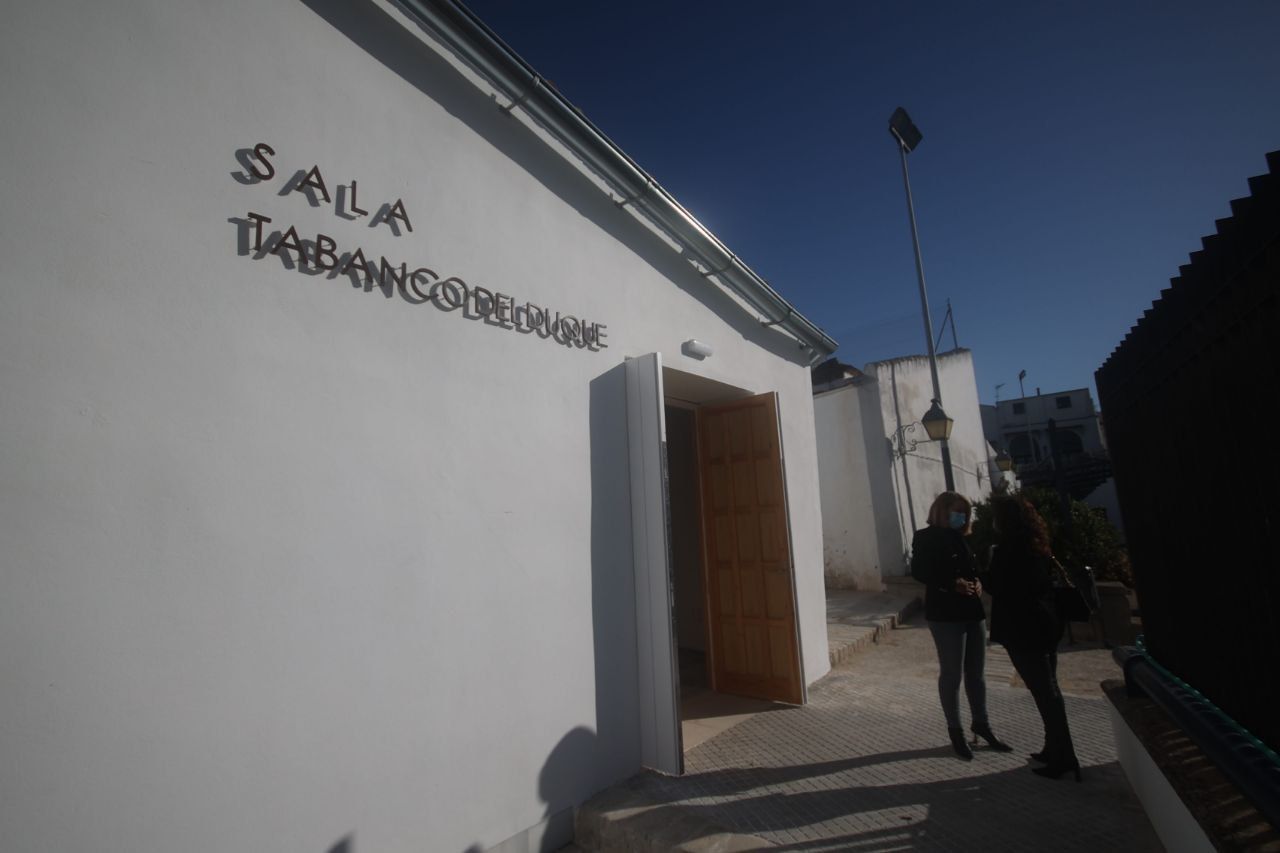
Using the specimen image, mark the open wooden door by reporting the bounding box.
[697,392,804,705]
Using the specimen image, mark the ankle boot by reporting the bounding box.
[1032,759,1082,782]
[971,722,1013,752]
[948,727,973,760]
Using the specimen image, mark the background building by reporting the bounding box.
[981,388,1119,526]
[983,388,1106,466]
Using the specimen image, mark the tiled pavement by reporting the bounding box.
[627,668,1161,850]
[578,598,1163,851]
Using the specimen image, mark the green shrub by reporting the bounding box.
[970,486,1133,587]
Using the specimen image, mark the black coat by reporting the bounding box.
[910,526,985,622]
[983,542,1061,652]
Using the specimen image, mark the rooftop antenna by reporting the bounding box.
[995,382,1005,403]
[934,298,959,352]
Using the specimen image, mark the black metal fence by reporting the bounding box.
[1096,150,1280,754]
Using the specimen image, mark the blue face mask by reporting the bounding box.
[949,511,968,530]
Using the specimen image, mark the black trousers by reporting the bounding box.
[1008,648,1078,765]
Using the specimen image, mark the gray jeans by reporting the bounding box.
[927,619,989,730]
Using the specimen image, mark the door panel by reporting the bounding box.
[624,353,683,775]
[697,392,803,704]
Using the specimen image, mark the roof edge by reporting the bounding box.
[393,0,838,360]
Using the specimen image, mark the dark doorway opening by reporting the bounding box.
[666,404,708,695]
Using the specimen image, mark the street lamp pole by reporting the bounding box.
[1018,369,1033,463]
[890,107,955,491]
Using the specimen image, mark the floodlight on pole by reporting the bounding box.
[889,107,922,153]
[889,106,955,491]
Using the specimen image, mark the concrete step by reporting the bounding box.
[573,782,774,852]
[827,621,887,667]
[825,585,922,667]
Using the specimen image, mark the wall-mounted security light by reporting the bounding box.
[682,339,713,359]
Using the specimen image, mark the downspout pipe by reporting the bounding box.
[393,0,839,363]
[1114,645,1280,830]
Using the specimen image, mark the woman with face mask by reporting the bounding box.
[910,491,1011,760]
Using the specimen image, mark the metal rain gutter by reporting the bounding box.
[393,0,839,363]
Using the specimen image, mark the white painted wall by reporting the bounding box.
[815,350,993,588]
[871,351,993,549]
[1109,703,1215,852]
[813,379,899,589]
[0,2,829,851]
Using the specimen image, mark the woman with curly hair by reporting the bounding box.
[985,494,1081,781]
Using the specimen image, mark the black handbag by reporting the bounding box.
[1054,585,1093,623]
[1049,556,1095,623]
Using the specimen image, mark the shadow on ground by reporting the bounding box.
[625,754,1150,852]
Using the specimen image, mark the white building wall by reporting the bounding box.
[980,403,1000,446]
[815,350,993,588]
[872,351,993,573]
[813,381,897,590]
[0,3,829,851]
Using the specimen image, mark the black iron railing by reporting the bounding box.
[1116,641,1280,830]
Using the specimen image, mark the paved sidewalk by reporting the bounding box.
[575,595,1162,851]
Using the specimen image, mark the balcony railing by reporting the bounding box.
[1014,451,1112,499]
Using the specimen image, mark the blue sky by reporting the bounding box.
[462,0,1280,405]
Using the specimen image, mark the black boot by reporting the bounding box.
[948,727,973,760]
[971,722,1013,752]
[1032,759,1082,782]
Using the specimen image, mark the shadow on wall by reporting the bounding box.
[295,0,808,366]
[430,371,636,853]
[876,363,917,572]
[588,365,640,782]
[536,726,599,848]
[467,366,635,853]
